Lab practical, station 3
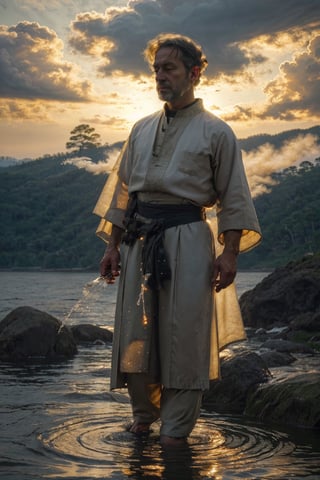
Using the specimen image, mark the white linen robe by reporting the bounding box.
[94,99,261,390]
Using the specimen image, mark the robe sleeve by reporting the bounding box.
[212,126,262,253]
[93,139,130,243]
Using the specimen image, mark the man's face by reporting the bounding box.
[153,47,195,108]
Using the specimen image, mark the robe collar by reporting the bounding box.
[163,98,204,119]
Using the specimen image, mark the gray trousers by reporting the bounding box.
[127,373,203,437]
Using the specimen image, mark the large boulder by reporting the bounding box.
[0,306,77,361]
[202,351,271,414]
[239,255,320,331]
[202,349,320,429]
[259,350,296,368]
[70,324,113,344]
[245,373,320,428]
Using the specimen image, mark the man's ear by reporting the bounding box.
[190,66,200,83]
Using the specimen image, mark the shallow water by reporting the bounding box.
[0,271,319,479]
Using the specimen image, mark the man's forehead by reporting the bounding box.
[153,46,182,65]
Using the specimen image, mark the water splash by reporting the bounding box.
[63,276,115,326]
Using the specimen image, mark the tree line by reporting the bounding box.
[0,124,319,271]
[238,159,320,269]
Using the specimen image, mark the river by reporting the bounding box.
[0,271,319,480]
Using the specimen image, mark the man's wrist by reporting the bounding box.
[223,229,242,256]
[105,225,123,252]
[223,246,239,256]
[105,243,119,253]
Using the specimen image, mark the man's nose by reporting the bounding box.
[155,68,166,81]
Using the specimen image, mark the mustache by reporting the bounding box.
[157,81,171,87]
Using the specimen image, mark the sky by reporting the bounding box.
[0,0,320,161]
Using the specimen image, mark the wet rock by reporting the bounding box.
[244,327,257,338]
[310,334,320,343]
[0,306,77,362]
[70,324,113,344]
[202,351,271,414]
[253,327,268,339]
[240,255,320,331]
[259,350,296,368]
[202,347,320,429]
[265,326,290,339]
[250,326,291,343]
[261,339,314,354]
[290,312,320,332]
[245,373,320,428]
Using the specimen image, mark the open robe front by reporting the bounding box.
[94,99,261,389]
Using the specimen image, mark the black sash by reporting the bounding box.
[122,193,205,290]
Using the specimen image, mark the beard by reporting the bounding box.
[157,88,175,102]
[157,77,192,103]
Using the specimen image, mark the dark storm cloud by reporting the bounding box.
[224,35,320,121]
[69,0,320,79]
[262,35,320,120]
[0,21,92,101]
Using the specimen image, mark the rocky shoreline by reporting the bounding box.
[1,255,319,430]
[204,254,320,429]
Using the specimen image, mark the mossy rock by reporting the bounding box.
[245,373,320,428]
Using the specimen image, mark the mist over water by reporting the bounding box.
[0,271,319,479]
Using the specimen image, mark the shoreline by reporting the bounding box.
[0,267,99,273]
[0,267,274,274]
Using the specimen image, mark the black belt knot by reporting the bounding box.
[122,193,205,290]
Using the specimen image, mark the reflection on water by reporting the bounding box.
[38,411,320,480]
[4,375,317,480]
[0,271,320,479]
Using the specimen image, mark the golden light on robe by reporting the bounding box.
[137,274,151,327]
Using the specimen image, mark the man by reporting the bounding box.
[94,33,261,447]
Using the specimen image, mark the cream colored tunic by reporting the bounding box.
[94,99,261,390]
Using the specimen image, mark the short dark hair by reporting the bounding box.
[144,33,208,85]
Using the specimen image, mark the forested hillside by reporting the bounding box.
[0,154,107,269]
[239,125,320,152]
[0,127,319,270]
[238,161,320,269]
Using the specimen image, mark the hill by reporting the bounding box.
[0,153,107,269]
[238,125,320,151]
[237,161,320,269]
[0,127,319,270]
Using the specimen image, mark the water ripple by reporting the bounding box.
[39,413,320,479]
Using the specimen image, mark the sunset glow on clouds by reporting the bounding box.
[0,0,319,158]
[0,22,92,101]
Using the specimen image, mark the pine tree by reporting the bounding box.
[66,124,102,156]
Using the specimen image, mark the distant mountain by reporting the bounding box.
[0,156,30,167]
[238,125,320,151]
[0,128,319,270]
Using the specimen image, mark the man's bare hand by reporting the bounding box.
[100,246,121,284]
[99,225,123,284]
[212,229,241,292]
[212,250,237,292]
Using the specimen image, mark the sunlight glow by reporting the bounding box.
[1,1,319,158]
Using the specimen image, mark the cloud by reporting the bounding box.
[243,134,320,197]
[223,35,320,122]
[0,0,122,36]
[64,135,320,192]
[0,21,93,101]
[69,0,320,80]
[0,99,51,120]
[80,114,130,130]
[63,148,120,174]
[261,35,320,120]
